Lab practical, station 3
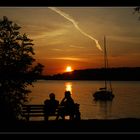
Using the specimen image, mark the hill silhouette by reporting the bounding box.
[41,67,140,81]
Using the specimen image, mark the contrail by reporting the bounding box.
[49,7,102,51]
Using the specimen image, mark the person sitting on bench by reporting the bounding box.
[58,91,76,120]
[44,93,59,121]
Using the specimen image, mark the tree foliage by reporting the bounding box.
[0,16,44,121]
[134,7,140,20]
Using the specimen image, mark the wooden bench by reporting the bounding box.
[22,105,45,121]
[22,104,81,121]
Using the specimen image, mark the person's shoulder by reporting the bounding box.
[56,100,59,103]
[44,99,50,104]
[45,99,49,101]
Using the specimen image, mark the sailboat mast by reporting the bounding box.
[104,36,107,90]
[104,36,113,92]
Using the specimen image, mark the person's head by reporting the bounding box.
[64,91,71,98]
[49,93,55,100]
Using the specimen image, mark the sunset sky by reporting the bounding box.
[0,7,140,75]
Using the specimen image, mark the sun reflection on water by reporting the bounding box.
[65,82,72,94]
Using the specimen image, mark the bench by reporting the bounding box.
[22,104,81,121]
[22,105,46,121]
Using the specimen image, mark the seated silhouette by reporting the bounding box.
[57,91,81,120]
[44,93,59,121]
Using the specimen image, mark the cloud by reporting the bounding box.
[49,7,102,51]
[46,57,88,62]
[69,45,85,49]
[51,49,64,51]
[30,28,68,40]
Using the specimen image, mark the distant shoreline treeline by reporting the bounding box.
[40,67,140,81]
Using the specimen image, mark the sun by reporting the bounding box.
[66,66,73,72]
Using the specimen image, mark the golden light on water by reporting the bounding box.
[65,82,72,94]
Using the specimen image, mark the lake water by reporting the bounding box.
[28,80,140,120]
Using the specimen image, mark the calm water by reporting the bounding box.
[28,80,140,120]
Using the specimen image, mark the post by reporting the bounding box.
[26,106,30,121]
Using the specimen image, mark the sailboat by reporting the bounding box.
[93,36,114,101]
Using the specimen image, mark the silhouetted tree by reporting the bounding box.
[0,16,44,122]
[134,7,140,20]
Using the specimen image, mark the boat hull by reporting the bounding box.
[93,90,114,101]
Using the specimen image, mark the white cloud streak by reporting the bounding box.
[49,7,102,51]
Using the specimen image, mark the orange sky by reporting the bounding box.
[0,7,140,75]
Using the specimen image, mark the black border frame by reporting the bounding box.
[0,0,140,135]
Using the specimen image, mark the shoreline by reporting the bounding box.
[1,118,140,132]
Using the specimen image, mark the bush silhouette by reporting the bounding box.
[0,16,44,122]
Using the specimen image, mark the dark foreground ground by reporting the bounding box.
[1,118,140,133]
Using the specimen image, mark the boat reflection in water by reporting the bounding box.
[95,100,113,119]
